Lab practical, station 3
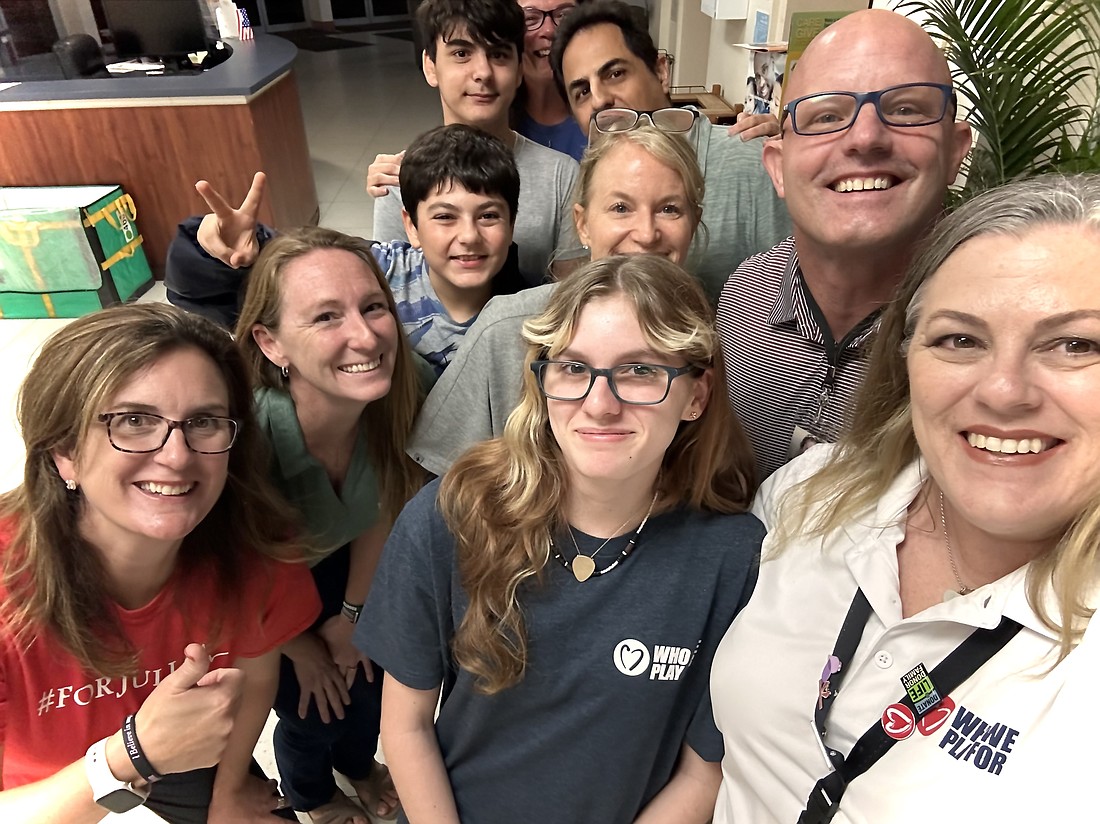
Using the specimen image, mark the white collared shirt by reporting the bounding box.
[711,444,1098,823]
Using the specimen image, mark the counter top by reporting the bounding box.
[0,34,297,106]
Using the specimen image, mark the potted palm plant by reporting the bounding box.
[900,0,1100,201]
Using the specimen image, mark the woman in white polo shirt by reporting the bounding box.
[711,174,1100,823]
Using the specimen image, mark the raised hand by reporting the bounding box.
[195,171,267,268]
[727,112,781,141]
[365,151,404,198]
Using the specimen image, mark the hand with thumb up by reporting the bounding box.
[127,643,244,777]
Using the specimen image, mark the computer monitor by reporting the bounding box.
[102,0,211,60]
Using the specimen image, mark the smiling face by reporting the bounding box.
[252,248,398,412]
[53,347,231,558]
[403,181,513,319]
[762,10,972,260]
[907,226,1100,550]
[559,23,670,138]
[521,0,574,85]
[424,25,523,132]
[574,141,699,264]
[546,293,710,493]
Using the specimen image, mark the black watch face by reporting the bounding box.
[98,787,146,813]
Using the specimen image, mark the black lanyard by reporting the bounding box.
[798,588,1023,824]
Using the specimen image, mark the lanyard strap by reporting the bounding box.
[798,588,1023,824]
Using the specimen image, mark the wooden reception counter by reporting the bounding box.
[0,35,318,276]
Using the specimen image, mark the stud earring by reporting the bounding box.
[64,479,77,491]
[689,411,699,420]
[281,365,290,379]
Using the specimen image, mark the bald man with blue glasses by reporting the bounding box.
[717,8,972,479]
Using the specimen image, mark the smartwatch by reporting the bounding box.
[84,737,150,813]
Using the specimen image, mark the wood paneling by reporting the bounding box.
[250,71,318,229]
[0,72,318,276]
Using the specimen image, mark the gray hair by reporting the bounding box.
[903,174,1100,343]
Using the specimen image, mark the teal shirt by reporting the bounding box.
[254,357,436,559]
[255,386,380,560]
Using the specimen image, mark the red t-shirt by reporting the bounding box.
[0,519,320,788]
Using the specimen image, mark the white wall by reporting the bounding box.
[48,0,100,41]
[647,0,872,98]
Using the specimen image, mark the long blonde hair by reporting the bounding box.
[234,227,426,527]
[0,304,304,676]
[439,255,756,693]
[776,174,1100,659]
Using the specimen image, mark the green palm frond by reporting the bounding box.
[899,0,1100,201]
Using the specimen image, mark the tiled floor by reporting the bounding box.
[0,31,440,822]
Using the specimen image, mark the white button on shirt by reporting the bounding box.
[710,444,1098,824]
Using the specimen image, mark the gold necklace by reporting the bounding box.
[562,489,660,583]
[939,490,973,595]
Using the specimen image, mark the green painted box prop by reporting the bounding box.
[0,185,152,319]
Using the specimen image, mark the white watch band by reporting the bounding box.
[84,737,150,812]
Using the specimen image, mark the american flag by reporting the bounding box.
[236,7,254,40]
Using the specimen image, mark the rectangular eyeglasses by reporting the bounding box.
[531,360,698,405]
[781,83,956,136]
[591,107,699,136]
[97,412,240,454]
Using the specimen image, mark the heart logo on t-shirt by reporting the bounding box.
[614,638,650,676]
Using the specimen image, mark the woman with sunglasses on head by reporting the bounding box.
[360,255,761,824]
[0,303,319,823]
[234,227,429,824]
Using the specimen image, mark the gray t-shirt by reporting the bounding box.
[684,115,792,302]
[407,285,553,475]
[358,480,762,824]
[372,131,582,286]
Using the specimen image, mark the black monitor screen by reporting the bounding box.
[103,0,210,59]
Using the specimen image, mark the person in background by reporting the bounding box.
[368,0,584,284]
[234,228,430,824]
[167,124,526,375]
[712,174,1100,822]
[360,255,761,824]
[512,0,586,160]
[550,0,791,301]
[0,303,319,823]
[407,125,705,475]
[512,0,779,161]
[718,9,972,478]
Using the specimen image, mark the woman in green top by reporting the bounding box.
[234,227,427,824]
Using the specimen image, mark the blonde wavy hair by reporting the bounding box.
[775,174,1100,660]
[0,303,304,676]
[439,255,756,693]
[234,226,426,527]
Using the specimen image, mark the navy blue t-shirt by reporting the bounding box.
[516,112,587,161]
[358,480,762,824]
